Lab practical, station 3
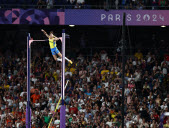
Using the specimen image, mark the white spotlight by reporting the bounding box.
[69,25,75,27]
[161,25,166,28]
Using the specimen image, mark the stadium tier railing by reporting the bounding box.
[0,4,169,10]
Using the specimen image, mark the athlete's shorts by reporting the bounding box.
[51,47,60,55]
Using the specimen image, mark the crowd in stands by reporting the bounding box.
[1,0,169,9]
[0,46,169,128]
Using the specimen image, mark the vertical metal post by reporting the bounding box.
[122,13,126,128]
[60,29,66,128]
[26,33,31,128]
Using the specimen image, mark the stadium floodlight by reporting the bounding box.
[161,25,166,28]
[69,25,75,27]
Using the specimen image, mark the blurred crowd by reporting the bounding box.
[1,0,169,9]
[0,47,169,128]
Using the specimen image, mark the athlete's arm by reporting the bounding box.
[53,37,60,41]
[41,29,49,38]
[53,36,62,42]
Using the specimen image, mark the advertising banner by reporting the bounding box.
[0,9,64,25]
[0,9,168,26]
[65,9,167,26]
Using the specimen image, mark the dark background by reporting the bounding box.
[0,25,169,56]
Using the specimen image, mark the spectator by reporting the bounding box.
[77,0,85,5]
[37,0,45,9]
[31,90,40,103]
[0,39,169,127]
[46,0,54,9]
[139,118,149,127]
[134,50,143,60]
[152,0,158,9]
[1,0,169,10]
[159,0,167,7]
[115,0,119,9]
[136,0,145,10]
[43,112,51,124]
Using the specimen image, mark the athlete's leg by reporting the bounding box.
[57,52,72,64]
[53,55,62,62]
[52,55,57,61]
[51,48,61,62]
[57,52,62,58]
[55,47,72,64]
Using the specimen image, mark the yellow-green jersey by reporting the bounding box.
[49,38,56,49]
[49,38,60,55]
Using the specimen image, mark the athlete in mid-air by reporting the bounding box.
[41,29,73,64]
